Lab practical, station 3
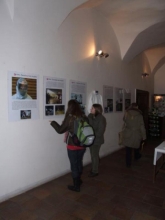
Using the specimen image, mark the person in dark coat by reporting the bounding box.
[88,104,106,177]
[122,103,146,167]
[50,100,87,192]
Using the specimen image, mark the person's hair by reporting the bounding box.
[93,104,103,116]
[66,99,83,118]
[126,102,142,114]
[131,103,138,108]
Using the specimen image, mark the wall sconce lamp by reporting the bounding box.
[141,73,149,78]
[96,50,109,58]
[155,96,162,102]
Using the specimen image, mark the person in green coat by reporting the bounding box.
[88,104,106,177]
[122,103,146,167]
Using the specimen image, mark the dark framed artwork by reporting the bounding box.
[115,88,123,112]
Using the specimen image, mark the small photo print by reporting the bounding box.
[104,99,113,113]
[104,107,108,113]
[55,105,65,115]
[20,110,31,119]
[116,100,123,111]
[46,89,62,104]
[45,106,54,116]
[80,104,85,114]
[107,99,113,112]
[71,93,83,104]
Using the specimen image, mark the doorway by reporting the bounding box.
[136,89,149,133]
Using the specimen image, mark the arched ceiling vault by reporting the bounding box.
[4,0,88,30]
[73,0,165,68]
[93,0,165,64]
[4,0,165,68]
[76,0,165,67]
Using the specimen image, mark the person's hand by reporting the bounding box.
[142,139,147,145]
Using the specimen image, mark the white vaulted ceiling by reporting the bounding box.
[4,0,87,30]
[70,0,165,65]
[94,0,165,62]
[5,0,165,63]
[79,0,165,63]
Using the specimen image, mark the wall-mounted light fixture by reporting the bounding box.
[155,96,162,102]
[96,50,109,58]
[141,73,149,78]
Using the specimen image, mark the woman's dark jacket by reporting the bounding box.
[51,114,87,146]
[88,113,106,145]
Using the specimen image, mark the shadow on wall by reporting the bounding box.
[152,56,165,75]
[141,52,151,75]
[57,8,121,64]
[75,0,104,10]
[123,21,165,63]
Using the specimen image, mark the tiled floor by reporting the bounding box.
[1,139,165,220]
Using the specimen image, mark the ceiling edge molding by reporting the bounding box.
[76,0,104,9]
[5,0,14,21]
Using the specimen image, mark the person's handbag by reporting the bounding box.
[118,130,124,145]
[118,112,128,145]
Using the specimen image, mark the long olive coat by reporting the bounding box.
[88,113,106,146]
[122,109,146,149]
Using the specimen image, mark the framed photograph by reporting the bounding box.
[45,106,54,116]
[55,105,65,115]
[103,85,113,113]
[20,110,31,119]
[115,88,123,112]
[125,90,131,110]
[46,89,62,104]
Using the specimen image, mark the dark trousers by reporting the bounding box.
[67,149,86,178]
[126,147,141,166]
[90,145,101,173]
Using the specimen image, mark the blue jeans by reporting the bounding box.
[67,149,86,178]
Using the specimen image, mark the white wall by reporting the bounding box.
[0,1,154,202]
[144,47,165,95]
[154,64,165,94]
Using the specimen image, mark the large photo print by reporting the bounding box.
[12,77,37,100]
[46,89,62,104]
[8,71,39,121]
[43,76,66,118]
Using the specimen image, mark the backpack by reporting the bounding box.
[70,118,95,147]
